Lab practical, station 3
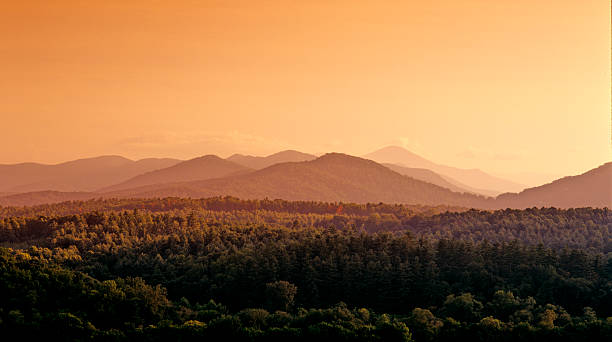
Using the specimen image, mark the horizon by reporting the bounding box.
[1,145,610,188]
[1,1,610,180]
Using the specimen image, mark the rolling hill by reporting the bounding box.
[496,162,612,208]
[364,146,526,194]
[0,191,96,207]
[104,153,493,207]
[0,154,608,209]
[227,150,317,169]
[100,155,252,192]
[0,156,181,192]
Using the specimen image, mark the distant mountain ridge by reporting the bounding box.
[0,151,608,209]
[381,163,497,196]
[0,156,181,192]
[99,153,492,207]
[497,162,612,208]
[227,150,317,169]
[100,155,251,192]
[364,146,526,194]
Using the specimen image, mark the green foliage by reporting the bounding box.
[441,293,483,323]
[0,198,610,340]
[265,281,298,312]
[405,308,443,341]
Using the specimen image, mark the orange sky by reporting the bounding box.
[0,0,610,185]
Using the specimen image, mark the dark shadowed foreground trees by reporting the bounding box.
[0,198,610,340]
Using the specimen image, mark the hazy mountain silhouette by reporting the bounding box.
[0,156,181,192]
[0,153,608,209]
[364,146,525,194]
[365,146,436,168]
[496,162,612,208]
[439,174,502,197]
[382,163,486,195]
[103,153,492,207]
[227,150,317,169]
[101,155,252,192]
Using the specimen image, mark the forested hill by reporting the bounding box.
[0,191,97,207]
[0,156,609,209]
[497,162,612,209]
[1,197,608,253]
[104,153,493,207]
[0,197,467,219]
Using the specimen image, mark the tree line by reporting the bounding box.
[0,198,610,340]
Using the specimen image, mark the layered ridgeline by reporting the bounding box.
[227,150,317,169]
[0,155,180,192]
[0,153,609,209]
[365,146,525,195]
[105,154,609,208]
[382,163,477,195]
[102,153,492,207]
[100,155,252,192]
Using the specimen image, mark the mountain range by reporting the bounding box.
[0,148,609,209]
[364,146,525,195]
[0,156,180,193]
[100,155,250,192]
[103,153,491,207]
[381,163,495,196]
[227,150,317,169]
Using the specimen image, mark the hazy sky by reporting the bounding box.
[1,1,610,183]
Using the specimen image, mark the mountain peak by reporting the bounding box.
[99,154,250,192]
[364,146,434,168]
[227,150,316,170]
[317,152,362,161]
[58,155,134,167]
[268,150,314,158]
[190,155,225,162]
[103,151,492,206]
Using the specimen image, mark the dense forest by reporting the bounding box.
[1,197,610,340]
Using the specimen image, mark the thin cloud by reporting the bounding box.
[116,131,297,159]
